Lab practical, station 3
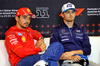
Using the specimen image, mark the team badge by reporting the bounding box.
[22,36,26,42]
[61,29,66,34]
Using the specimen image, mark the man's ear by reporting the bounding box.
[15,16,19,22]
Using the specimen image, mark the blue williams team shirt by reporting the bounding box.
[50,22,91,55]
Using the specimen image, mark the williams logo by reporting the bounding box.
[76,8,85,16]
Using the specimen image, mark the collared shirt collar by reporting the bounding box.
[62,22,77,29]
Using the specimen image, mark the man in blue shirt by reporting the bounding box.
[50,2,91,66]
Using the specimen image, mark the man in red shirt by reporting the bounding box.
[5,7,64,66]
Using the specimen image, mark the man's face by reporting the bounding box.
[16,14,31,29]
[61,9,76,22]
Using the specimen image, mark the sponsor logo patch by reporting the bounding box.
[22,36,26,42]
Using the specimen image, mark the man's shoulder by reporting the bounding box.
[5,26,16,35]
[53,25,62,31]
[75,25,87,33]
[75,24,86,29]
[27,27,39,32]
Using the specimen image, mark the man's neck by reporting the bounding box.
[64,21,74,28]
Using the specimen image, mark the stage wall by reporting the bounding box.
[0,0,100,39]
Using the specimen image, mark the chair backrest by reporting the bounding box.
[0,37,100,66]
[0,40,11,66]
[88,37,100,65]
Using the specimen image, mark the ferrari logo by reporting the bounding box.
[22,36,26,42]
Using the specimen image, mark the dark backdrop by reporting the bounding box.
[0,0,100,39]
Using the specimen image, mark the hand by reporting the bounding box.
[36,39,44,47]
[39,43,46,52]
[67,55,81,62]
[59,53,68,60]
[59,51,75,60]
[64,51,75,58]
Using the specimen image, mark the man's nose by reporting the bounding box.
[69,12,73,16]
[26,19,30,22]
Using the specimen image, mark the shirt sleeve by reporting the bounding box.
[5,34,41,58]
[81,27,91,55]
[29,28,43,40]
[50,28,60,44]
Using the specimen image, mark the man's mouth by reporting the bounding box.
[69,17,73,18]
[24,23,29,25]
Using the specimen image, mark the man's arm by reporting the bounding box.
[29,28,43,40]
[59,50,83,60]
[66,50,83,56]
[59,28,91,60]
[29,28,46,51]
[5,34,42,57]
[35,38,46,52]
[81,27,91,55]
[50,28,59,44]
[36,38,44,47]
[67,55,81,62]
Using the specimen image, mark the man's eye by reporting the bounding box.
[66,12,70,13]
[66,11,70,13]
[23,17,26,19]
[72,11,75,13]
